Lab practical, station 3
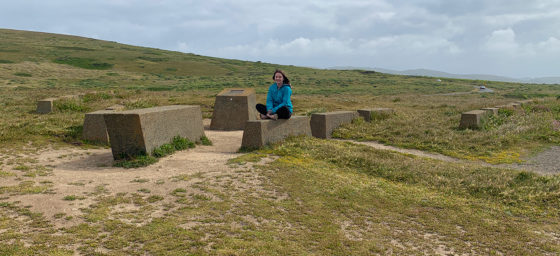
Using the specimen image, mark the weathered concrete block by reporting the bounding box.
[104,105,205,160]
[36,98,57,114]
[310,111,358,139]
[241,116,311,148]
[357,108,394,122]
[210,88,257,130]
[459,110,489,129]
[509,103,522,109]
[481,107,499,116]
[82,110,115,144]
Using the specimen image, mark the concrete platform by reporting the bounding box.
[459,110,489,129]
[210,88,257,130]
[82,110,115,144]
[357,108,394,122]
[241,116,311,149]
[104,105,205,159]
[36,98,57,114]
[310,111,358,139]
[481,107,499,116]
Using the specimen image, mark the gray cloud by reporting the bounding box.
[1,0,559,78]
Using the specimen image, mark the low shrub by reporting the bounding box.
[113,135,195,168]
[14,72,32,77]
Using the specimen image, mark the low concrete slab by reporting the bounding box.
[36,98,57,114]
[241,116,311,148]
[459,110,489,129]
[210,88,257,130]
[310,111,358,139]
[82,110,115,144]
[59,95,80,100]
[357,108,394,122]
[104,105,205,160]
[495,104,513,110]
[481,107,499,116]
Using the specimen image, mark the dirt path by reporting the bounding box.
[342,139,559,175]
[3,128,248,227]
[3,124,557,225]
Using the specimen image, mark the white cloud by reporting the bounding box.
[535,37,560,52]
[359,35,463,55]
[206,37,355,59]
[484,28,519,54]
[1,0,560,77]
[176,42,189,53]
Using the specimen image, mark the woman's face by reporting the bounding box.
[274,72,284,85]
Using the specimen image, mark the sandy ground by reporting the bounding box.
[2,123,250,227]
[2,121,557,227]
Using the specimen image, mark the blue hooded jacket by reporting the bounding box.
[266,83,293,114]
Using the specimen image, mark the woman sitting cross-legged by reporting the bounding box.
[256,69,293,120]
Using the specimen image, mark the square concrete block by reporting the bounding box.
[459,110,489,129]
[310,111,358,139]
[210,88,257,130]
[82,110,115,144]
[36,98,57,114]
[481,107,499,116]
[509,103,521,109]
[104,105,205,160]
[357,108,394,122]
[241,116,311,149]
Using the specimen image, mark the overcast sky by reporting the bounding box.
[2,0,560,78]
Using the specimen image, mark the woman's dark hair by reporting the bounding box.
[272,69,290,85]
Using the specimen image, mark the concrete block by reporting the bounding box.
[210,88,257,130]
[104,105,205,160]
[36,98,57,114]
[459,110,489,129]
[310,111,358,139]
[241,116,311,148]
[509,103,521,109]
[82,110,114,144]
[481,107,499,116]
[357,108,394,122]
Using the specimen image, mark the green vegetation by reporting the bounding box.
[333,97,560,163]
[63,195,85,201]
[0,28,559,255]
[53,56,113,70]
[200,135,212,146]
[13,72,32,77]
[113,155,157,169]
[113,135,196,168]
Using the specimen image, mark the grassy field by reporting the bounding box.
[1,28,560,255]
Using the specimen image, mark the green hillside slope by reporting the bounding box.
[1,28,559,161]
[1,29,560,255]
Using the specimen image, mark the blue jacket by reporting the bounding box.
[266,83,293,114]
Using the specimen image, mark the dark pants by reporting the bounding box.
[256,104,291,119]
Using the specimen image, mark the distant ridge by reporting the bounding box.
[329,66,560,85]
